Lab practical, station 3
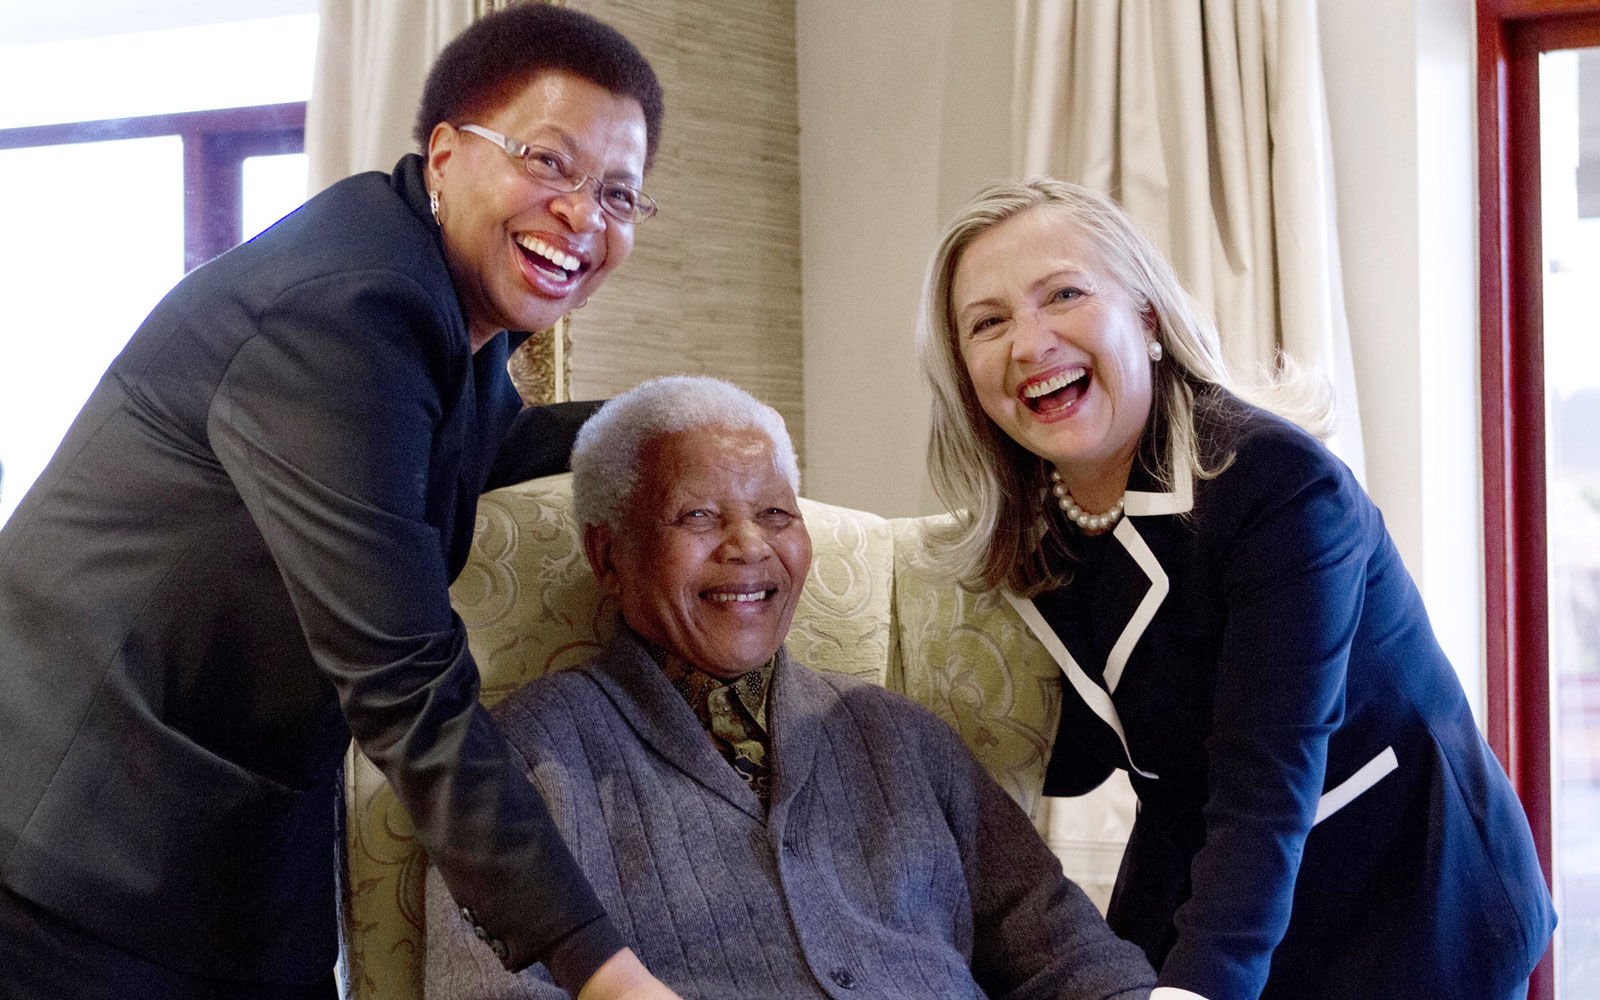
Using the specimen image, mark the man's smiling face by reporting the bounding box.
[586,425,812,679]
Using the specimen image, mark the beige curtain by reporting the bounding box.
[1014,0,1365,474]
[305,0,483,195]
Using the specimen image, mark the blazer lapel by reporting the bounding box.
[1099,518,1168,694]
[1105,450,1190,691]
[584,631,765,822]
[1004,453,1192,780]
[1004,591,1158,780]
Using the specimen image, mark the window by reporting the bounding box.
[1479,2,1600,996]
[0,5,317,525]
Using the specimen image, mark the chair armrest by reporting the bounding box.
[888,514,1061,816]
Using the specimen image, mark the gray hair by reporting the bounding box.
[917,178,1331,596]
[571,375,800,529]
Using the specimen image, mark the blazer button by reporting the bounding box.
[829,967,856,989]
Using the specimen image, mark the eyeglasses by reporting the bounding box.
[457,124,657,224]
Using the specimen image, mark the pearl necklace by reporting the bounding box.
[1049,470,1125,534]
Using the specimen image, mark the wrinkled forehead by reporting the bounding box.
[630,425,787,502]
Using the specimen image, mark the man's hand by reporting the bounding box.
[575,949,685,1000]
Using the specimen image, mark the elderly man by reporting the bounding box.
[427,375,1155,999]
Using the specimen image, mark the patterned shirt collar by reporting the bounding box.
[632,628,776,804]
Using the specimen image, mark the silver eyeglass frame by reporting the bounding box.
[458,123,657,224]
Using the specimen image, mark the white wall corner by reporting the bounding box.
[1321,0,1486,717]
[795,0,1012,518]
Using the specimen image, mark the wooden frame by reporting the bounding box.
[0,103,306,271]
[1478,2,1600,996]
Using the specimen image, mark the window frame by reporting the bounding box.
[1478,2,1600,997]
[0,102,306,271]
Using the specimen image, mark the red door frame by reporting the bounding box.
[1478,2,1600,996]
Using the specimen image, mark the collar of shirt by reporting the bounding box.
[632,628,776,803]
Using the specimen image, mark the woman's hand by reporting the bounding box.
[575,949,685,1000]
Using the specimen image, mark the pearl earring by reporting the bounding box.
[1147,339,1163,362]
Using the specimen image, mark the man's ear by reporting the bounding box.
[582,522,622,597]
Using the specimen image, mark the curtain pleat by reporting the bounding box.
[306,0,480,195]
[1015,0,1365,474]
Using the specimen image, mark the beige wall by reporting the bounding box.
[567,0,806,457]
[560,0,1012,522]
[1319,0,1484,709]
[795,0,1013,517]
[555,0,1007,519]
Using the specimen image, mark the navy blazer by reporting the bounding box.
[1009,393,1555,999]
[0,156,615,983]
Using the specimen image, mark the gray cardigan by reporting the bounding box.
[426,630,1154,999]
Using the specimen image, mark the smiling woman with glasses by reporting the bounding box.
[0,5,685,1000]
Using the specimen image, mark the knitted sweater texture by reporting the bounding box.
[426,631,1154,999]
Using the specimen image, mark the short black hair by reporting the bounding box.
[414,4,664,170]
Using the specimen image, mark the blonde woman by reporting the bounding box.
[918,178,1554,1000]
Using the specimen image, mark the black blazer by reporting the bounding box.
[0,156,615,983]
[1011,393,1555,999]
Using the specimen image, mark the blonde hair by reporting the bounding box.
[917,178,1331,596]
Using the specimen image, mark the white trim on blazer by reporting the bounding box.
[1103,517,1167,693]
[1002,464,1193,781]
[1312,745,1398,826]
[1004,590,1159,781]
[1122,453,1194,518]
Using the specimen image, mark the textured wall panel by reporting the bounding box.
[567,0,805,463]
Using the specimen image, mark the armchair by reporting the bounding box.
[340,472,1104,999]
